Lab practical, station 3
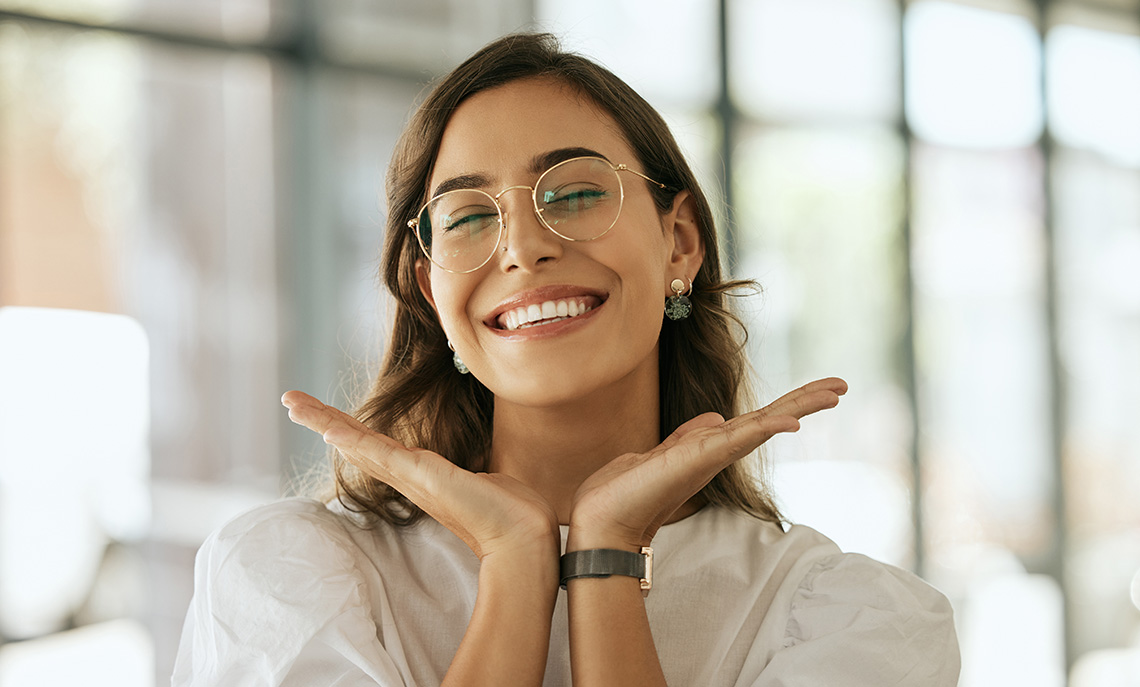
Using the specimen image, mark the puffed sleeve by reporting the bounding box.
[756,553,960,687]
[171,499,408,687]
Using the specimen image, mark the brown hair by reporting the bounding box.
[335,32,782,526]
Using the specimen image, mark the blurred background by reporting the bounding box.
[0,0,1137,685]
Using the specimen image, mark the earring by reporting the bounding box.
[665,278,693,321]
[447,340,470,374]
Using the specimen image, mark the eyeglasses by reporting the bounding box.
[407,156,667,273]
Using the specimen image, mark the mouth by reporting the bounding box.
[486,286,607,332]
[497,297,601,331]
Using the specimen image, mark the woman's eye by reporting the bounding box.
[543,187,608,207]
[441,211,496,233]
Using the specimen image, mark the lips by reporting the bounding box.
[499,297,597,331]
[486,286,607,332]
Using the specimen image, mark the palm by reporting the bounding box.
[570,377,848,548]
[282,391,559,559]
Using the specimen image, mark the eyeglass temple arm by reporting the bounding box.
[615,164,667,190]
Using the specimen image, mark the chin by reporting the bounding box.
[488,379,593,408]
[482,366,611,409]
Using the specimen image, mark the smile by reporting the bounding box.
[499,298,595,331]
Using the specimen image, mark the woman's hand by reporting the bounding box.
[281,391,560,561]
[282,393,561,685]
[567,377,848,551]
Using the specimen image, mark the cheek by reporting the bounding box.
[428,275,478,341]
[627,284,666,346]
[596,247,668,347]
[617,226,670,305]
[625,265,664,313]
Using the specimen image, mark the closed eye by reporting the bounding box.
[443,212,497,232]
[542,187,610,211]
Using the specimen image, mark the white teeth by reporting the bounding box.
[500,298,594,331]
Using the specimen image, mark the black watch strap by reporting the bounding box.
[560,547,653,597]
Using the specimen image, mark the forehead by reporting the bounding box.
[429,77,636,189]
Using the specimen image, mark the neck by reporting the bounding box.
[487,360,661,525]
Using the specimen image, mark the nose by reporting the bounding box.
[494,186,563,272]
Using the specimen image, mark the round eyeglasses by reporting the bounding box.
[407,156,667,273]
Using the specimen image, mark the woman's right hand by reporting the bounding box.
[283,392,560,685]
[281,391,560,561]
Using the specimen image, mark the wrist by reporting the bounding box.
[560,546,654,597]
[480,535,559,568]
[565,521,645,554]
[479,544,560,601]
[477,519,560,558]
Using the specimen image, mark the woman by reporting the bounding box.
[173,32,959,686]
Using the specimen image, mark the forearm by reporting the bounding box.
[443,546,560,687]
[565,531,668,687]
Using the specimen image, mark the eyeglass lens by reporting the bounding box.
[415,157,622,272]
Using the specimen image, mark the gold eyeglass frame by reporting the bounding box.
[407,156,668,274]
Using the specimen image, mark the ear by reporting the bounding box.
[662,190,704,286]
[414,258,439,314]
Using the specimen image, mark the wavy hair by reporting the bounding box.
[334,32,781,527]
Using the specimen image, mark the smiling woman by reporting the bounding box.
[171,32,960,687]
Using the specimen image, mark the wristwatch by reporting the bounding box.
[559,547,653,597]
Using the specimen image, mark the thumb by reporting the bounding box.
[659,412,726,449]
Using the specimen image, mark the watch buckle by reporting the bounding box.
[640,546,653,598]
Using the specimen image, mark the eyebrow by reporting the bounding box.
[429,147,612,199]
[430,173,492,199]
[530,147,610,175]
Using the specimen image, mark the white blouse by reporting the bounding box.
[172,498,960,686]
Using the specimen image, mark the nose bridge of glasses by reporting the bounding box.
[492,184,535,202]
[492,184,537,218]
[492,184,543,229]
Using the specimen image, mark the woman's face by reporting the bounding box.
[417,77,700,408]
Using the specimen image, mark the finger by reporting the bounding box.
[759,389,841,422]
[757,377,847,420]
[283,392,461,520]
[768,378,847,409]
[660,411,795,468]
[281,389,316,408]
[689,385,844,466]
[712,412,801,457]
[662,378,846,467]
[283,392,402,448]
[282,390,364,422]
[804,377,848,395]
[636,415,796,497]
[321,422,444,500]
[286,399,351,437]
[282,390,339,430]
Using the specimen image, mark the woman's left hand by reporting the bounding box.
[567,377,848,550]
